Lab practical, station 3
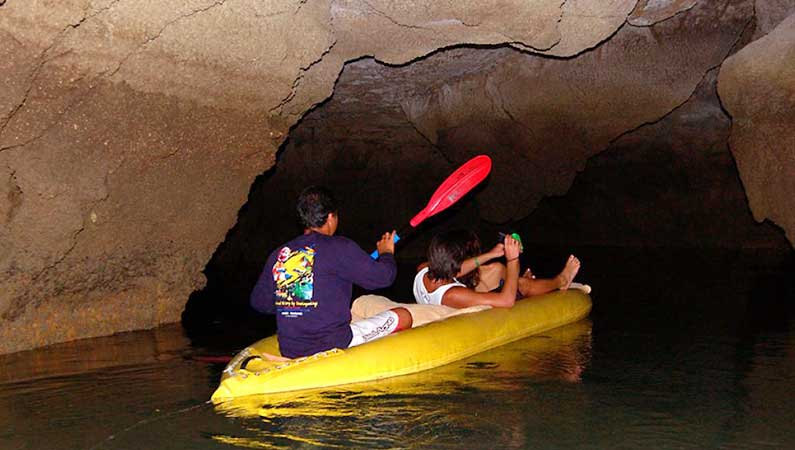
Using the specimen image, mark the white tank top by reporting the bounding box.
[412,267,466,306]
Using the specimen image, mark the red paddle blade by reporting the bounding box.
[409,155,492,227]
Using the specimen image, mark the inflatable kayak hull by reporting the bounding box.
[211,289,591,402]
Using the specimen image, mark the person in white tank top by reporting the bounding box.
[413,230,582,309]
[412,266,466,305]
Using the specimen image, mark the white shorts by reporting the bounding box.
[349,310,400,347]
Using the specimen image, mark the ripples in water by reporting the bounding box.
[2,248,795,449]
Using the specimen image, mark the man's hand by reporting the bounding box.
[376,230,396,256]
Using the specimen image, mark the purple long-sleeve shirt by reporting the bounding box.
[250,232,397,358]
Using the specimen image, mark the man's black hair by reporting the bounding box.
[427,230,477,281]
[297,186,338,228]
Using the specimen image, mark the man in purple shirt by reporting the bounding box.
[250,186,413,358]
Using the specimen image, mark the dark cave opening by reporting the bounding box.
[182,46,795,350]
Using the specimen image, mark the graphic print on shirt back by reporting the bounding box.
[272,245,317,318]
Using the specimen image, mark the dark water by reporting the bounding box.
[1,247,794,450]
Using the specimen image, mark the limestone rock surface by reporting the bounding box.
[0,0,641,353]
[519,69,790,249]
[754,0,795,38]
[718,15,795,244]
[532,0,636,56]
[628,0,698,26]
[0,0,793,354]
[201,1,780,313]
[402,0,752,222]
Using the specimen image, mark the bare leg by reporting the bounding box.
[348,307,414,348]
[559,255,581,290]
[390,307,413,330]
[517,255,581,297]
[517,270,563,297]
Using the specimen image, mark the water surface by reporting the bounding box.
[1,247,793,449]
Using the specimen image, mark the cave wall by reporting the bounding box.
[0,0,640,354]
[0,0,323,353]
[200,0,788,313]
[402,0,753,223]
[517,69,790,250]
[719,14,795,246]
[2,0,795,353]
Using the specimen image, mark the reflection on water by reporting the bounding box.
[0,320,593,450]
[212,321,592,449]
[0,326,189,385]
[0,325,216,450]
[0,248,794,449]
[217,320,592,414]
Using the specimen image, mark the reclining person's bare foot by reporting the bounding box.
[558,255,581,290]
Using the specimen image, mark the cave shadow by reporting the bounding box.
[180,43,795,361]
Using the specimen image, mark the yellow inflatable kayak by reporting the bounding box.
[211,289,592,402]
[214,319,593,421]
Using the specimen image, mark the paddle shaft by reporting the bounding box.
[369,225,412,259]
[370,155,492,259]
